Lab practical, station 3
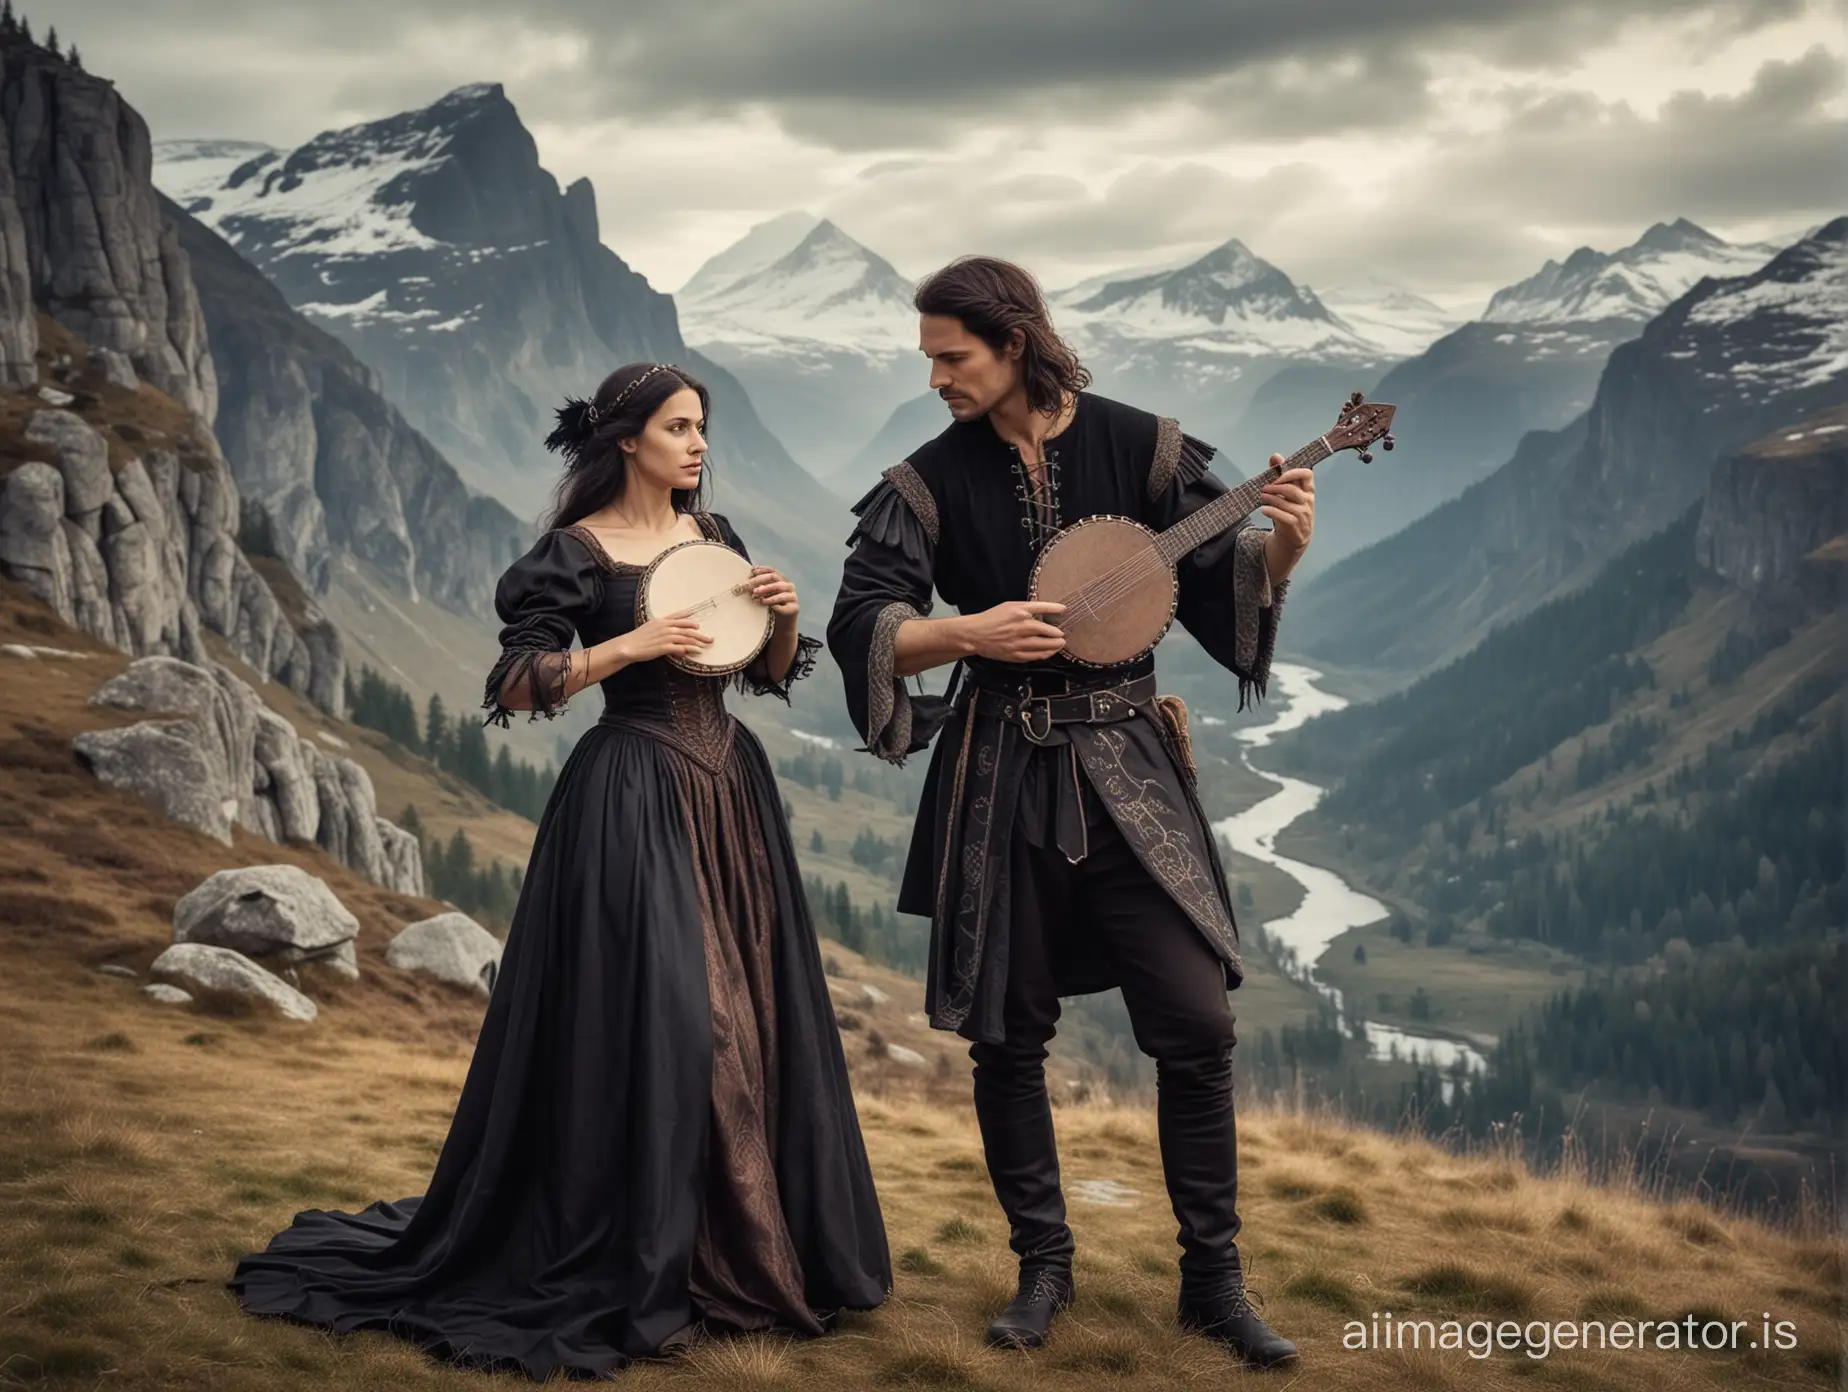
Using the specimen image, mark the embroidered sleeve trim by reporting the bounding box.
[1148,416,1184,500]
[882,461,940,544]
[866,600,927,762]
[1232,527,1288,711]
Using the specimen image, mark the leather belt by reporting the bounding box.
[968,673,1158,744]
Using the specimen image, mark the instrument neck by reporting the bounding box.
[1152,436,1331,565]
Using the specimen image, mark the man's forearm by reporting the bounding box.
[893,614,973,678]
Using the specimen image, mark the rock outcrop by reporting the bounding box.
[0,409,345,710]
[1696,405,1848,602]
[73,655,423,893]
[151,942,316,1021]
[0,34,214,417]
[385,911,501,995]
[172,864,361,980]
[163,194,529,613]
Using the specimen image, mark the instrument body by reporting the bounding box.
[1028,515,1175,668]
[638,538,773,676]
[1028,393,1396,667]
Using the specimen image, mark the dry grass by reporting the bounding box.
[0,591,1840,1390]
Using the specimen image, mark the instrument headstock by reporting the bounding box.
[1325,389,1396,464]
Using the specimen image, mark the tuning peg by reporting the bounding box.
[1348,390,1364,407]
[1382,434,1395,452]
[1358,450,1374,464]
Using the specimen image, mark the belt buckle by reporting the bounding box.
[1019,695,1053,743]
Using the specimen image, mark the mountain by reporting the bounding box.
[1481,218,1781,323]
[1050,238,1384,435]
[151,85,845,597]
[0,27,343,713]
[844,391,952,489]
[1295,221,1793,571]
[161,192,529,615]
[1288,218,1848,686]
[1313,281,1466,363]
[677,213,920,483]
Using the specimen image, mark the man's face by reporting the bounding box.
[920,314,1020,422]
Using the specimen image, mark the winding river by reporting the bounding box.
[1211,662,1488,1075]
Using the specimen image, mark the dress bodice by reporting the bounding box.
[561,522,741,773]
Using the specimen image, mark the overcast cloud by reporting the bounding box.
[43,0,1847,305]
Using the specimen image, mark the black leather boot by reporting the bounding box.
[1179,1278,1299,1369]
[986,1266,1075,1350]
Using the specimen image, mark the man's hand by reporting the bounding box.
[962,600,1067,663]
[1259,453,1315,584]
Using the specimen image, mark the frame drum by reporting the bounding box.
[639,538,774,676]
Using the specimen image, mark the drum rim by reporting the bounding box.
[1027,513,1178,669]
[639,537,775,677]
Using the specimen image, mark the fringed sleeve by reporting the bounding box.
[825,465,951,765]
[1147,421,1287,712]
[480,530,602,728]
[708,512,824,703]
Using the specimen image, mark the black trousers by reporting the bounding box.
[969,771,1243,1290]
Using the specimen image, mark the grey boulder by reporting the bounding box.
[385,912,501,996]
[173,864,360,979]
[150,943,316,1021]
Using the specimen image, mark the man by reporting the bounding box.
[826,256,1313,1370]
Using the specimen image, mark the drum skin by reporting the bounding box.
[1029,516,1178,667]
[640,539,774,675]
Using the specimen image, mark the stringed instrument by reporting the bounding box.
[1029,391,1396,667]
[638,538,775,676]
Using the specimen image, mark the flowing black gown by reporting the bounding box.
[232,513,891,1380]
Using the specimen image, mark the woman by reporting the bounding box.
[233,362,891,1378]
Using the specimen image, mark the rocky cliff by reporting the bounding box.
[0,30,213,416]
[163,194,528,612]
[1696,404,1848,604]
[0,34,343,713]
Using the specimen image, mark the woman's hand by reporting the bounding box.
[614,610,712,665]
[749,566,799,618]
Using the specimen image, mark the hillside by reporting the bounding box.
[2,836,1837,1389]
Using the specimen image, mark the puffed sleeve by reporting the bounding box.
[825,464,951,764]
[480,529,603,728]
[1145,419,1285,711]
[708,512,822,702]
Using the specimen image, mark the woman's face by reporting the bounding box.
[620,386,707,494]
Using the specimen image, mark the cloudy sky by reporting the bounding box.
[51,0,1848,309]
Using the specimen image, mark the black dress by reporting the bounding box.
[232,513,891,1379]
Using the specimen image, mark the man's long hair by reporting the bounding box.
[913,256,1090,417]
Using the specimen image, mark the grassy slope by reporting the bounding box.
[0,592,1839,1389]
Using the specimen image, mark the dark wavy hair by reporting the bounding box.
[913,256,1091,416]
[541,362,711,529]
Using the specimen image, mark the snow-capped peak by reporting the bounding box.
[1481,219,1785,326]
[678,211,822,303]
[1052,237,1379,363]
[151,138,279,212]
[1314,280,1468,361]
[1680,216,1848,400]
[677,214,916,361]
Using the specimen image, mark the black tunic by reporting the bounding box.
[233,514,891,1379]
[826,392,1285,1044]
